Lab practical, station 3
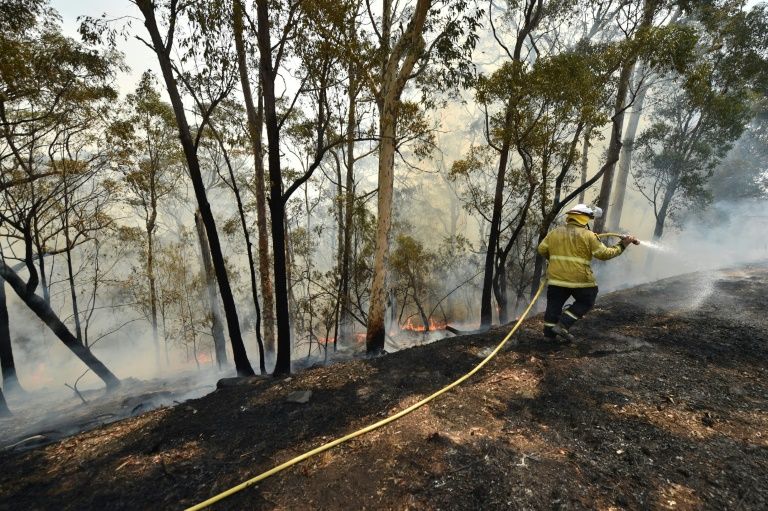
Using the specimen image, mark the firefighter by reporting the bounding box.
[537,204,638,342]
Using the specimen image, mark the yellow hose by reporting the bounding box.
[185,280,548,511]
[597,232,624,239]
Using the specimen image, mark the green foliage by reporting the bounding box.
[109,71,183,217]
[633,2,768,231]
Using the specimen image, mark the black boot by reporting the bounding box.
[551,323,575,343]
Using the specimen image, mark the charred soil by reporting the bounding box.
[1,265,767,510]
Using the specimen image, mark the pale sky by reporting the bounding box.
[53,0,160,95]
[52,0,766,98]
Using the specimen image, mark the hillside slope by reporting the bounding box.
[1,264,767,510]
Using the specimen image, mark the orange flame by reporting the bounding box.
[400,317,447,332]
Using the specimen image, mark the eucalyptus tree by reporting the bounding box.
[481,48,617,315]
[232,0,275,355]
[251,0,358,374]
[633,3,768,239]
[591,0,688,232]
[0,1,121,390]
[353,0,483,353]
[109,70,183,367]
[475,0,545,327]
[473,0,627,325]
[122,0,255,376]
[201,99,267,373]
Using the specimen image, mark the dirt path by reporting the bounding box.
[1,264,766,510]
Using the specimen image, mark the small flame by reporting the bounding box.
[400,317,447,332]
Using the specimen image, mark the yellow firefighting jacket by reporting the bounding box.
[537,220,625,288]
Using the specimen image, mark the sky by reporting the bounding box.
[53,0,160,95]
[52,0,766,97]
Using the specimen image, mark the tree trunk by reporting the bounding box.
[0,278,23,393]
[233,0,275,356]
[594,60,635,232]
[339,64,357,347]
[64,244,83,343]
[194,210,228,370]
[492,264,508,325]
[594,0,659,231]
[481,128,512,328]
[578,125,591,203]
[366,0,429,354]
[137,0,255,376]
[366,102,397,353]
[210,124,267,374]
[0,387,9,417]
[530,250,545,299]
[653,175,679,240]
[62,177,84,345]
[255,0,292,376]
[34,229,51,306]
[609,67,649,231]
[1,261,120,390]
[332,153,343,353]
[146,215,160,368]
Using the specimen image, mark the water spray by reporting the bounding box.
[598,233,673,253]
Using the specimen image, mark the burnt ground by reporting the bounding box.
[1,264,767,510]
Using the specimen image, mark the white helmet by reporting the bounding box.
[566,204,603,219]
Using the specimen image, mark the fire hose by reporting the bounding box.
[186,232,632,510]
[186,280,547,510]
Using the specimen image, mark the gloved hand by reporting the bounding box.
[620,235,639,247]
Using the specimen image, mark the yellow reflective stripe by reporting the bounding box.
[550,255,590,265]
[544,322,557,327]
[564,310,580,320]
[547,279,596,288]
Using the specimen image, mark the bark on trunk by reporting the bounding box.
[578,125,591,203]
[339,64,357,346]
[366,0,429,353]
[492,264,508,325]
[137,0,255,376]
[594,60,635,232]
[481,130,512,328]
[0,278,23,393]
[209,125,267,374]
[62,177,84,345]
[594,0,659,231]
[653,175,678,240]
[64,244,83,343]
[366,106,397,353]
[0,387,9,417]
[255,0,292,376]
[233,0,275,356]
[146,214,160,368]
[609,68,649,231]
[194,210,228,370]
[1,262,120,390]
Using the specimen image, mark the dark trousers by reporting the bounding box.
[543,285,598,337]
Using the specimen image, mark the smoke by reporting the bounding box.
[597,198,768,292]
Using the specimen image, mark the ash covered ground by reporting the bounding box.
[1,264,766,510]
